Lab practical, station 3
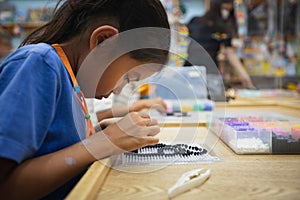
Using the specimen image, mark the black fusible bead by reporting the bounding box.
[125,143,209,163]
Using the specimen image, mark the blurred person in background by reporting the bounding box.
[185,0,255,89]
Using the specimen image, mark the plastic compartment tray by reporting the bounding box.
[210,113,300,154]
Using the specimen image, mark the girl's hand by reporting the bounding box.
[86,112,159,160]
[129,98,167,113]
[100,112,160,155]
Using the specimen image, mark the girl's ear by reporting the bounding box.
[90,25,119,50]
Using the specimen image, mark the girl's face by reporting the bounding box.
[95,55,162,99]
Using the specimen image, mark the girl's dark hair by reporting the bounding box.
[20,0,170,64]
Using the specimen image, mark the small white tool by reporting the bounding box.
[168,168,211,198]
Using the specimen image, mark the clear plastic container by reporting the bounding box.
[210,113,300,154]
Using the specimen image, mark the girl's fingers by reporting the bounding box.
[148,118,158,126]
[143,137,159,145]
[141,118,158,126]
[153,104,166,113]
[138,112,150,119]
[145,125,160,136]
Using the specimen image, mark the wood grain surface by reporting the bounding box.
[67,102,300,200]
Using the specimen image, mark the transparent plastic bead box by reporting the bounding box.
[210,113,300,154]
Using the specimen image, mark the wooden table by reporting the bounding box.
[67,100,300,200]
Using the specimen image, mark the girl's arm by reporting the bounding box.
[0,112,159,200]
[96,98,167,122]
[0,139,98,199]
[96,106,129,122]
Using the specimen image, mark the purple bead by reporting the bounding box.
[225,122,249,126]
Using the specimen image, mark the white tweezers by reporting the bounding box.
[168,168,211,198]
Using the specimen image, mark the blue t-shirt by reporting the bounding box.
[0,43,86,199]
